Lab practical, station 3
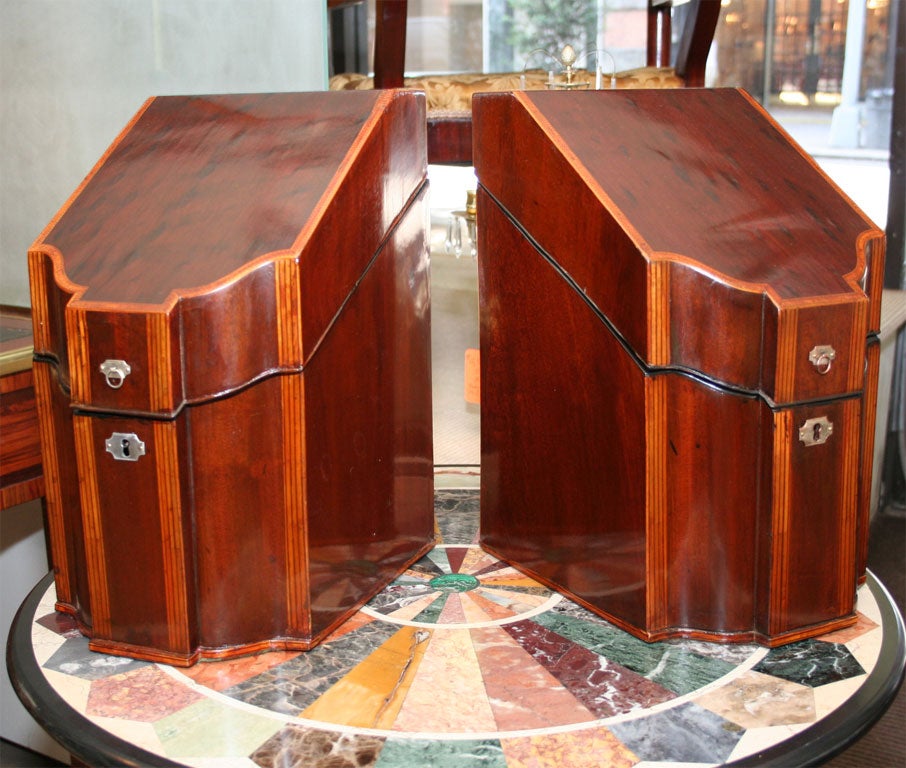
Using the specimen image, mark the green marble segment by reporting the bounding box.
[532,611,735,695]
[430,573,481,592]
[412,592,450,623]
[375,738,507,767]
[156,698,282,758]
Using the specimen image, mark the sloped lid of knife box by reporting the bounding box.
[472,88,885,405]
[29,89,427,416]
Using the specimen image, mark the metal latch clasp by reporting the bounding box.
[808,345,836,375]
[798,416,833,447]
[100,359,132,389]
[105,432,146,461]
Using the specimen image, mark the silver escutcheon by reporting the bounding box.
[798,416,833,447]
[105,432,146,462]
[808,345,836,375]
[100,359,132,389]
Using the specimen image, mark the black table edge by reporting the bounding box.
[6,571,184,767]
[726,572,906,767]
[7,570,905,768]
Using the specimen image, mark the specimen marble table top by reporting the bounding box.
[9,487,905,767]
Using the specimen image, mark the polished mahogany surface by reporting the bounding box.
[40,91,411,304]
[474,89,884,646]
[473,89,885,405]
[31,90,427,414]
[29,90,434,665]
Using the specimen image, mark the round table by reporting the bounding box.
[8,489,905,768]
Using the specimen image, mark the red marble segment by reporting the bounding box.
[470,626,596,730]
[461,590,519,622]
[322,611,376,643]
[36,612,80,637]
[437,594,467,624]
[445,547,470,574]
[470,560,516,578]
[86,665,205,721]
[820,612,879,645]
[179,650,301,692]
[501,727,639,768]
[502,619,675,718]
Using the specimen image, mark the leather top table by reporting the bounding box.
[8,488,905,768]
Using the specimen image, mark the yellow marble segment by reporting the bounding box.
[694,670,815,729]
[393,628,497,732]
[471,626,596,730]
[501,727,639,768]
[479,566,543,589]
[301,626,431,729]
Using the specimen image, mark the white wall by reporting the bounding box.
[1,500,70,761]
[0,0,328,307]
[0,0,326,755]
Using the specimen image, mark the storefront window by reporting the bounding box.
[347,0,894,114]
[712,0,895,107]
[372,0,649,75]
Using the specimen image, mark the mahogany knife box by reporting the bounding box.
[473,89,885,646]
[29,90,434,666]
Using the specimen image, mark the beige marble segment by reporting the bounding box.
[471,625,596,730]
[727,722,813,762]
[437,593,468,624]
[31,622,67,666]
[458,548,501,575]
[300,626,431,729]
[393,627,496,732]
[87,665,206,721]
[845,626,883,672]
[179,651,300,691]
[694,670,815,728]
[38,586,58,613]
[44,667,91,712]
[386,592,442,622]
[855,585,882,624]
[462,590,518,621]
[89,715,164,755]
[501,727,639,768]
[812,675,867,719]
[180,758,259,768]
[155,698,283,758]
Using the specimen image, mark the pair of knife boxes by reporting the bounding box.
[30,88,883,664]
